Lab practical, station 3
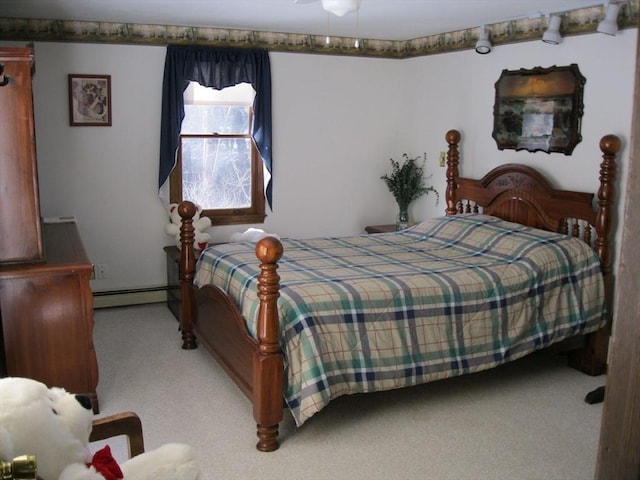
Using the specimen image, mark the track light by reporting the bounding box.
[542,15,562,44]
[597,3,620,35]
[475,26,491,54]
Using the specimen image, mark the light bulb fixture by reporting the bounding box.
[321,0,361,17]
[325,12,330,46]
[354,8,360,48]
[542,15,562,44]
[475,26,491,54]
[597,3,620,35]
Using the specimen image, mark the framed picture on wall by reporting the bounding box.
[68,74,112,126]
[492,64,585,155]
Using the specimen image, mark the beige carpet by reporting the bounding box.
[92,304,605,480]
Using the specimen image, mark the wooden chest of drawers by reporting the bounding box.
[0,222,99,411]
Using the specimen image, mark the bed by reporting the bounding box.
[175,129,620,452]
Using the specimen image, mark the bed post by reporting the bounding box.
[445,129,461,216]
[569,134,619,376]
[178,201,198,350]
[594,134,619,278]
[253,236,284,452]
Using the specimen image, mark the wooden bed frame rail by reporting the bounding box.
[177,129,620,452]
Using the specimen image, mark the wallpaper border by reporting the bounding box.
[0,3,637,59]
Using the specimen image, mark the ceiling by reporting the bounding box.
[0,0,610,41]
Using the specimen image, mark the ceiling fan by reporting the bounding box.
[293,0,362,17]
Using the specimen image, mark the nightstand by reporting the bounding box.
[164,243,224,322]
[365,224,397,234]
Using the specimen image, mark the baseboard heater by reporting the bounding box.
[93,285,168,309]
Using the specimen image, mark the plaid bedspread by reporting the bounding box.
[195,214,606,426]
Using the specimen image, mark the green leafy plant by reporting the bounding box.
[381,153,439,211]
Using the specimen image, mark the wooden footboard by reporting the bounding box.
[178,201,284,451]
[193,283,256,398]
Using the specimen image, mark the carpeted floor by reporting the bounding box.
[92,303,605,480]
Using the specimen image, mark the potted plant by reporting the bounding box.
[381,153,439,230]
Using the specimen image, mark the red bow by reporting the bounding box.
[87,445,124,480]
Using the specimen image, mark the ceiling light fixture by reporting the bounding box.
[321,0,361,17]
[354,8,360,48]
[542,15,562,44]
[597,2,620,35]
[325,12,331,45]
[475,26,491,54]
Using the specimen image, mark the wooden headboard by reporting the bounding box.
[443,129,619,277]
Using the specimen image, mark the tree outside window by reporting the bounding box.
[170,82,265,225]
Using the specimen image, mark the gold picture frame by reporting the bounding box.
[492,64,585,155]
[68,74,112,126]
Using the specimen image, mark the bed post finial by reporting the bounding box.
[178,201,198,350]
[445,129,461,216]
[253,236,284,452]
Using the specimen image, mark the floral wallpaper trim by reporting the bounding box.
[0,3,637,59]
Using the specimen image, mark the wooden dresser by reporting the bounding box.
[0,222,99,410]
[0,47,99,411]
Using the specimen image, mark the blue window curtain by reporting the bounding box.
[159,45,273,209]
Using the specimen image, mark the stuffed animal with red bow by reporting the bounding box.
[165,203,211,250]
[0,377,199,480]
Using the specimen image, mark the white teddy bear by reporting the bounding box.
[165,203,212,250]
[0,377,200,480]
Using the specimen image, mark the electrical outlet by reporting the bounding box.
[94,264,108,280]
[439,151,446,167]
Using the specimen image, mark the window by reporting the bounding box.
[159,46,272,215]
[169,82,266,225]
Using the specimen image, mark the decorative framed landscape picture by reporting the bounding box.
[492,64,585,155]
[68,74,112,126]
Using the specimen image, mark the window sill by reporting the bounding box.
[207,213,266,226]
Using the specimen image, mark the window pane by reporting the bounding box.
[182,105,250,134]
[181,137,252,209]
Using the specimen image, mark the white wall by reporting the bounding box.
[1,30,636,292]
[246,52,403,238]
[27,43,168,291]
